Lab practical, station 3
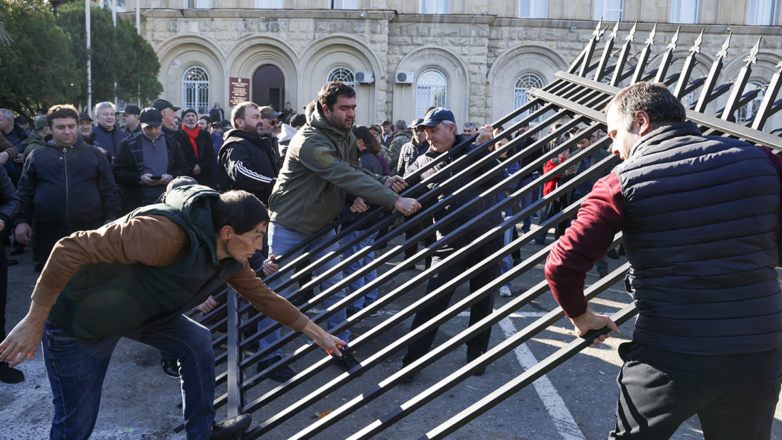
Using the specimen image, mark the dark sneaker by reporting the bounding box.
[466,348,486,376]
[606,249,619,260]
[257,355,296,382]
[161,358,179,378]
[338,352,363,376]
[598,270,609,279]
[210,414,252,440]
[9,245,23,256]
[0,362,24,383]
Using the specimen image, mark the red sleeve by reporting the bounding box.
[545,173,625,318]
[758,146,782,265]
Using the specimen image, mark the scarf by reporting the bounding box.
[182,124,200,161]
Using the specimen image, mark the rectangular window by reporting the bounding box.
[747,0,777,25]
[332,0,358,8]
[255,0,283,8]
[184,0,211,8]
[593,0,623,21]
[670,0,699,23]
[103,0,126,13]
[519,0,548,18]
[421,0,449,14]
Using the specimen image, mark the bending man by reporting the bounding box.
[0,186,345,440]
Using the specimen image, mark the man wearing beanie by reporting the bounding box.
[173,108,216,188]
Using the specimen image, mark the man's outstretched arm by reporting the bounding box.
[545,173,625,345]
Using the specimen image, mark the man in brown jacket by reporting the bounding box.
[0,186,344,440]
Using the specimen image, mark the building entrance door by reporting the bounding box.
[252,65,285,111]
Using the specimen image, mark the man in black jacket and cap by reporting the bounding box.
[174,108,216,188]
[124,105,142,136]
[401,108,504,378]
[15,104,121,273]
[152,99,181,135]
[112,108,189,213]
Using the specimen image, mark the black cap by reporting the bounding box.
[418,108,455,128]
[139,107,163,128]
[411,118,424,128]
[14,115,28,125]
[381,120,391,126]
[152,99,180,112]
[124,105,141,116]
[78,112,93,122]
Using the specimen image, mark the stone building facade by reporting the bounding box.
[120,0,782,129]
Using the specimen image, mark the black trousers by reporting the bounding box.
[611,341,782,440]
[34,220,104,268]
[403,237,502,364]
[404,216,435,267]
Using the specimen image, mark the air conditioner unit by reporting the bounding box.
[396,71,415,84]
[355,71,374,84]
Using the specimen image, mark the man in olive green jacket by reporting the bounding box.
[257,82,420,380]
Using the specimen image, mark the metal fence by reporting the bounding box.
[175,19,782,438]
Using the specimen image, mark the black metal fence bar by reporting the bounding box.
[345,258,630,440]
[555,70,782,151]
[418,303,639,440]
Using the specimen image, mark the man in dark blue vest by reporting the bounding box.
[546,82,782,439]
[0,186,346,440]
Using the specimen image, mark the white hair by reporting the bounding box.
[0,109,13,119]
[94,102,115,114]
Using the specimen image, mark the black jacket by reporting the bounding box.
[173,127,216,188]
[413,135,504,247]
[112,132,189,213]
[218,129,280,205]
[0,164,21,227]
[17,139,121,225]
[209,108,225,124]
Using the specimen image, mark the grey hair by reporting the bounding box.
[0,109,13,119]
[606,82,686,131]
[463,122,477,131]
[94,101,115,115]
[394,119,406,130]
[441,120,455,129]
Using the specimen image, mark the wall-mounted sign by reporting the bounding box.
[229,77,250,107]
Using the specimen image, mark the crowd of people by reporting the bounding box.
[2,78,776,440]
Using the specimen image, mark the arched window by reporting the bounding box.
[736,81,765,123]
[327,66,356,88]
[416,69,447,118]
[182,66,210,115]
[514,73,544,122]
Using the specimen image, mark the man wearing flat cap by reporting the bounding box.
[123,105,142,136]
[112,107,188,213]
[152,99,181,136]
[173,108,216,188]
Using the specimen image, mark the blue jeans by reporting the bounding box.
[341,230,379,311]
[500,225,513,290]
[258,223,349,361]
[42,316,216,440]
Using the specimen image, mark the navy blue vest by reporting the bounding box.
[617,121,782,355]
